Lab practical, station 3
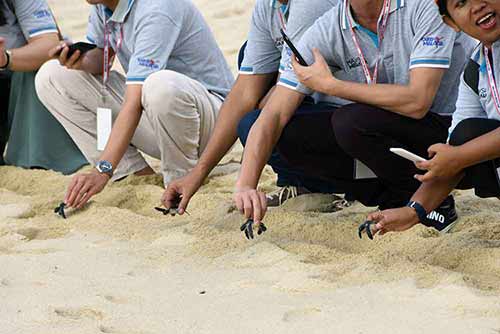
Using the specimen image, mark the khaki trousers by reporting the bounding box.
[35,60,222,185]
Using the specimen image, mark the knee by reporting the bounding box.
[35,59,68,100]
[449,119,485,146]
[237,109,261,146]
[142,70,187,115]
[331,104,366,148]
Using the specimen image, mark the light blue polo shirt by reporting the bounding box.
[239,0,338,75]
[450,43,500,134]
[0,0,58,50]
[87,0,234,97]
[279,0,477,115]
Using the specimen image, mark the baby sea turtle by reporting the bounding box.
[240,219,267,240]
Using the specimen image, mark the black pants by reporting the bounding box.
[0,73,11,165]
[278,103,451,209]
[450,118,500,197]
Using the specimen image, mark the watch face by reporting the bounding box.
[97,161,113,173]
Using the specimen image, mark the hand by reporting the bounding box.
[161,171,205,214]
[367,207,420,236]
[292,48,338,94]
[0,37,7,68]
[64,169,110,209]
[233,186,268,224]
[50,41,84,70]
[414,143,465,183]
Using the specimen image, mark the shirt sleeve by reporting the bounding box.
[86,6,105,48]
[278,0,333,73]
[278,9,337,95]
[448,74,487,139]
[126,12,181,84]
[13,0,58,39]
[409,0,455,70]
[239,1,281,75]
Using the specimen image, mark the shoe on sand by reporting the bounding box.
[423,195,458,234]
[266,186,311,207]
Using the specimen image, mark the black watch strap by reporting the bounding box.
[0,50,10,70]
[407,201,431,227]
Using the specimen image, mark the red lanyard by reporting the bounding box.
[103,18,124,89]
[344,0,391,85]
[276,1,288,31]
[484,47,500,116]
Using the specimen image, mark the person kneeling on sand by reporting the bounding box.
[35,0,234,209]
[232,0,476,226]
[163,0,345,213]
[361,0,500,236]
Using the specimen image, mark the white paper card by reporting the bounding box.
[355,160,377,179]
[97,107,112,151]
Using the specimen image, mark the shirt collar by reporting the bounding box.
[104,0,136,23]
[341,0,405,30]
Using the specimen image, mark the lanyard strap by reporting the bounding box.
[103,19,124,89]
[277,2,288,31]
[344,0,391,85]
[484,47,500,116]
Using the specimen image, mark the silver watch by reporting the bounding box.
[95,160,114,177]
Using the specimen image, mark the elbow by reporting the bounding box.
[406,98,433,120]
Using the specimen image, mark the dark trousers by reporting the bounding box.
[0,73,11,165]
[237,102,352,194]
[450,118,500,197]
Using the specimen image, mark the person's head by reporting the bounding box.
[438,0,500,46]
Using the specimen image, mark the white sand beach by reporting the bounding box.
[1,1,500,333]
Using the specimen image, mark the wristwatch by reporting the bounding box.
[95,160,114,178]
[0,50,11,71]
[406,201,432,227]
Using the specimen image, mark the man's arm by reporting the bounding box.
[1,33,59,72]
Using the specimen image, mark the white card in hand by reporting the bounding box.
[97,107,112,151]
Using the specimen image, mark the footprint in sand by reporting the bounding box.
[1,279,10,287]
[99,325,149,334]
[15,228,40,241]
[282,308,322,323]
[99,294,128,304]
[53,307,104,321]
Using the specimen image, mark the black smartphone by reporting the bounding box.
[66,42,97,58]
[280,29,308,66]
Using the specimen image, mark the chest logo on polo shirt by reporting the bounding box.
[275,37,284,48]
[421,36,445,48]
[137,57,160,70]
[33,9,52,19]
[347,57,362,70]
[479,88,488,99]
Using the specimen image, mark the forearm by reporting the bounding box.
[330,80,430,119]
[9,33,59,71]
[411,174,462,213]
[455,128,500,169]
[100,86,142,168]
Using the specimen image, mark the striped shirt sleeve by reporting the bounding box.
[14,0,58,39]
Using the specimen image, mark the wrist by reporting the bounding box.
[325,76,341,96]
[406,200,429,226]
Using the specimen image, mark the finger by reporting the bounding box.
[74,184,91,209]
[250,192,262,223]
[162,186,178,208]
[58,44,69,65]
[64,177,79,203]
[414,172,433,183]
[428,144,440,157]
[178,191,192,215]
[66,49,81,68]
[76,189,96,209]
[291,55,303,70]
[415,161,431,171]
[258,192,268,222]
[312,48,325,63]
[242,195,253,219]
[49,43,64,58]
[234,195,244,215]
[367,211,384,222]
[67,178,84,207]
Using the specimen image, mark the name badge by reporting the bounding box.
[97,107,112,151]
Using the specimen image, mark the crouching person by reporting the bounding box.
[364,0,500,236]
[35,0,233,208]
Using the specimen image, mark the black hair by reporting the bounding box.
[437,0,449,17]
[0,0,7,26]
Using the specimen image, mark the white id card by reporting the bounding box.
[97,107,112,151]
[354,160,377,179]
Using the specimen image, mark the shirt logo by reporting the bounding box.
[421,36,444,48]
[479,88,488,98]
[137,58,160,70]
[347,57,362,69]
[33,10,52,19]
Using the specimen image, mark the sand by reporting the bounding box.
[1,1,500,333]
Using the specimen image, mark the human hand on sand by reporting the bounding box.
[414,144,465,183]
[362,207,421,237]
[233,186,267,225]
[162,171,204,215]
[292,48,338,94]
[64,170,110,209]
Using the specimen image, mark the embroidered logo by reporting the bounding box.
[137,58,160,70]
[421,36,444,48]
[347,57,362,69]
[33,9,52,19]
[479,88,488,98]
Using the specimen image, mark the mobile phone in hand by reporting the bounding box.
[66,42,97,58]
[390,148,428,163]
[280,29,308,66]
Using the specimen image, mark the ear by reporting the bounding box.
[443,15,461,32]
